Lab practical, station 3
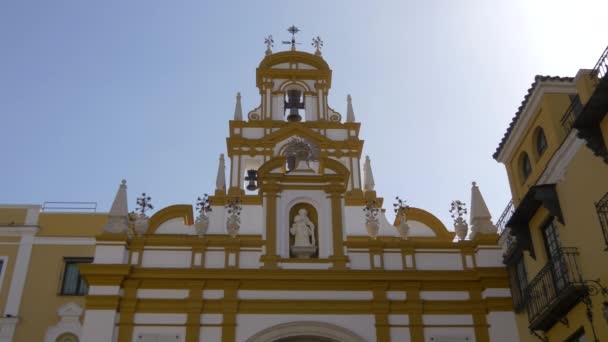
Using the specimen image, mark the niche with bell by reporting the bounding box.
[284,88,305,122]
[288,202,319,259]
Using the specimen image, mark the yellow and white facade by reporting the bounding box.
[494,45,608,341]
[1,44,518,342]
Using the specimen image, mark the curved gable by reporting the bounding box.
[147,205,194,235]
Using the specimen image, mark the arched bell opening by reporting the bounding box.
[283,84,307,122]
[242,157,263,195]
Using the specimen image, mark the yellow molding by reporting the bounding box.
[132,234,263,248]
[345,236,497,249]
[146,205,194,235]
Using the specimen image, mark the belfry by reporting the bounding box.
[0,28,519,342]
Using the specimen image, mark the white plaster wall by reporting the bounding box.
[407,221,437,237]
[348,252,370,270]
[205,250,225,268]
[487,311,519,342]
[423,328,475,342]
[94,245,127,264]
[386,291,407,301]
[81,310,116,342]
[326,129,348,141]
[420,291,469,301]
[199,327,222,342]
[390,328,411,342]
[239,205,263,235]
[277,190,332,259]
[137,289,189,299]
[242,128,264,139]
[132,327,185,342]
[239,251,262,268]
[206,206,226,235]
[422,315,473,325]
[237,290,373,300]
[155,218,195,235]
[304,95,318,121]
[235,314,375,342]
[475,248,503,267]
[141,250,191,268]
[415,253,463,270]
[200,314,223,324]
[344,206,366,236]
[202,290,224,300]
[134,314,187,325]
[383,253,403,270]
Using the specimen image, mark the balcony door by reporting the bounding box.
[542,219,566,291]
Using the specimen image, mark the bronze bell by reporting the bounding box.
[245,169,258,191]
[286,155,297,173]
[285,89,304,122]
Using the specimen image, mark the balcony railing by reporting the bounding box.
[560,95,583,134]
[526,247,585,331]
[497,200,514,236]
[596,192,608,250]
[42,202,97,212]
[590,45,608,86]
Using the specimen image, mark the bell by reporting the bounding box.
[245,169,258,191]
[285,89,304,122]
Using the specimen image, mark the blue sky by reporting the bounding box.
[1,0,607,226]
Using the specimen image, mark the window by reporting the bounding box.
[520,152,532,181]
[60,257,92,296]
[535,128,547,156]
[508,255,528,311]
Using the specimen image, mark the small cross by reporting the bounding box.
[282,25,301,51]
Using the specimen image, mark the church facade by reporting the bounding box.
[0,37,518,342]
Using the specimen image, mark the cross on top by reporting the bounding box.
[283,25,301,51]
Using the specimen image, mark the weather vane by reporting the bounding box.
[264,35,274,55]
[311,36,323,56]
[282,25,301,51]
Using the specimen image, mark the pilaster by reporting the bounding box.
[327,186,347,269]
[186,283,204,342]
[261,182,280,268]
[221,282,239,342]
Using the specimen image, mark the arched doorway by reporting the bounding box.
[245,321,366,342]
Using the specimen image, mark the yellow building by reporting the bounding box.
[493,45,608,341]
[1,32,517,342]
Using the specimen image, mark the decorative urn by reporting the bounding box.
[225,198,242,238]
[194,194,212,236]
[394,196,410,239]
[133,214,149,235]
[363,200,380,239]
[450,200,469,241]
[194,215,209,236]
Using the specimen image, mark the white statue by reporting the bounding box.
[290,209,316,247]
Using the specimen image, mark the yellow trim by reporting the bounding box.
[146,205,194,235]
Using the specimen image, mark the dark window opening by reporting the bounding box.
[535,128,548,157]
[60,257,93,296]
[521,153,532,181]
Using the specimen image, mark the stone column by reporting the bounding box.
[186,283,204,342]
[116,280,139,342]
[260,182,280,268]
[221,282,239,342]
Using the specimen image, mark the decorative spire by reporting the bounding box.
[104,179,129,234]
[470,181,498,237]
[215,154,226,193]
[234,92,243,121]
[363,156,375,191]
[346,95,355,122]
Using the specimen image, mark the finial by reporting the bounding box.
[264,35,274,56]
[472,181,477,187]
[282,26,300,51]
[469,181,498,238]
[363,155,375,191]
[234,92,243,121]
[311,36,324,56]
[346,94,355,122]
[216,153,226,193]
[121,179,127,185]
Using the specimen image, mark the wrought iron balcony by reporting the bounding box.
[560,95,583,134]
[526,247,585,331]
[573,45,608,163]
[596,192,608,250]
[497,200,514,236]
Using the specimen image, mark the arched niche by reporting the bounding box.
[289,202,319,258]
[245,321,366,342]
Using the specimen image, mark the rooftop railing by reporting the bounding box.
[42,202,97,212]
[560,95,583,134]
[590,45,608,86]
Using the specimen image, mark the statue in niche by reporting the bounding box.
[290,208,317,258]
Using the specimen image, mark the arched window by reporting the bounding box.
[521,152,532,181]
[535,128,548,156]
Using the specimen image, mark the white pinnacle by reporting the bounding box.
[104,179,129,234]
[234,92,243,121]
[346,94,355,122]
[216,154,226,192]
[470,181,498,236]
[363,156,375,191]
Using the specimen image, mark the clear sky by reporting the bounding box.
[1,0,607,227]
